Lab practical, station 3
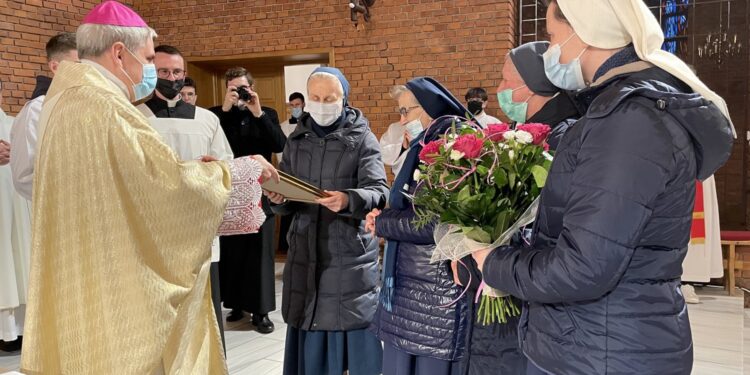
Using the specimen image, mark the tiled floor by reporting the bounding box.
[0,270,746,375]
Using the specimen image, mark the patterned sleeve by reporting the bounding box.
[217,156,266,235]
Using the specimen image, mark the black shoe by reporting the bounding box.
[251,314,275,334]
[226,309,244,322]
[0,336,22,352]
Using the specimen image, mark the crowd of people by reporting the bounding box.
[0,0,737,374]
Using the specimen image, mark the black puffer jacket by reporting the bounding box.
[273,108,389,331]
[483,67,733,375]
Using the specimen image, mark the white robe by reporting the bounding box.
[380,122,408,177]
[9,94,43,201]
[682,176,724,282]
[0,109,31,341]
[276,118,297,161]
[474,111,502,128]
[137,101,234,263]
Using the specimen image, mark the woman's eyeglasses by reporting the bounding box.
[398,105,421,117]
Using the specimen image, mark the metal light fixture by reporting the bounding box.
[349,0,375,29]
[697,1,742,66]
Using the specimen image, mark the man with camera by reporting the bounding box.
[209,67,286,334]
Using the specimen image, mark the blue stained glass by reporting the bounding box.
[660,0,690,54]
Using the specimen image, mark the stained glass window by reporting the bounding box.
[516,0,691,57]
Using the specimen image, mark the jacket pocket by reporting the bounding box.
[542,304,576,336]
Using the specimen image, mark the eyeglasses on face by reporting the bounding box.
[398,105,421,117]
[157,68,185,79]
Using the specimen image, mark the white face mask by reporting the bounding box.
[307,99,343,127]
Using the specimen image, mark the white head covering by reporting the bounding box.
[556,0,735,136]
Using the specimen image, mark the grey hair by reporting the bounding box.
[307,72,344,96]
[76,23,157,59]
[389,85,409,100]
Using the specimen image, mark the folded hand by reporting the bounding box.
[317,191,349,213]
[471,248,493,274]
[365,208,381,235]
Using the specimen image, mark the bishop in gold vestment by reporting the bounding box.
[20,3,268,371]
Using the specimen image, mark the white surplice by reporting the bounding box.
[137,100,234,263]
[0,109,32,341]
[9,95,43,201]
[682,176,724,282]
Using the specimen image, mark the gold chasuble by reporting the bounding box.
[20,61,249,374]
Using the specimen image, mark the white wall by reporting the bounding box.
[283,64,320,103]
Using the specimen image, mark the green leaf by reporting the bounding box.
[493,168,508,187]
[530,165,548,187]
[464,227,492,243]
[457,185,471,204]
[493,210,512,239]
[476,165,489,176]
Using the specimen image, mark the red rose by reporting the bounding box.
[419,140,444,165]
[452,134,484,159]
[484,123,510,142]
[516,123,552,145]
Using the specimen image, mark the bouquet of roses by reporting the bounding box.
[411,121,553,325]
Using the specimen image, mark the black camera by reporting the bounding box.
[236,87,253,102]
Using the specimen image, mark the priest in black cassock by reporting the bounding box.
[210,67,286,334]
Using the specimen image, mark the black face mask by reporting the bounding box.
[467,101,484,116]
[156,78,185,100]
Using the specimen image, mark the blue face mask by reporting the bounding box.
[291,107,304,119]
[404,118,424,139]
[122,47,157,102]
[542,33,588,91]
[497,86,532,124]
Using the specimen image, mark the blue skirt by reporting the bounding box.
[283,326,383,375]
[383,342,462,375]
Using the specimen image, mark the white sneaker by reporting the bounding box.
[681,284,700,304]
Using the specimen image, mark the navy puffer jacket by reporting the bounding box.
[371,118,470,361]
[483,66,733,375]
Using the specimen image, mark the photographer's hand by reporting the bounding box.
[222,85,239,112]
[246,88,263,118]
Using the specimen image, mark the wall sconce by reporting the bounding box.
[349,0,375,29]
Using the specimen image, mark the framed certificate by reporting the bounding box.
[261,171,330,203]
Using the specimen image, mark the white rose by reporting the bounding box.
[450,150,465,160]
[503,131,516,141]
[413,169,422,181]
[515,130,534,144]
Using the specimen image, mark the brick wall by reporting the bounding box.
[1,1,516,137]
[0,0,119,115]
[131,0,516,137]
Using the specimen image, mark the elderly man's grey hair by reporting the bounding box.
[76,24,157,59]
